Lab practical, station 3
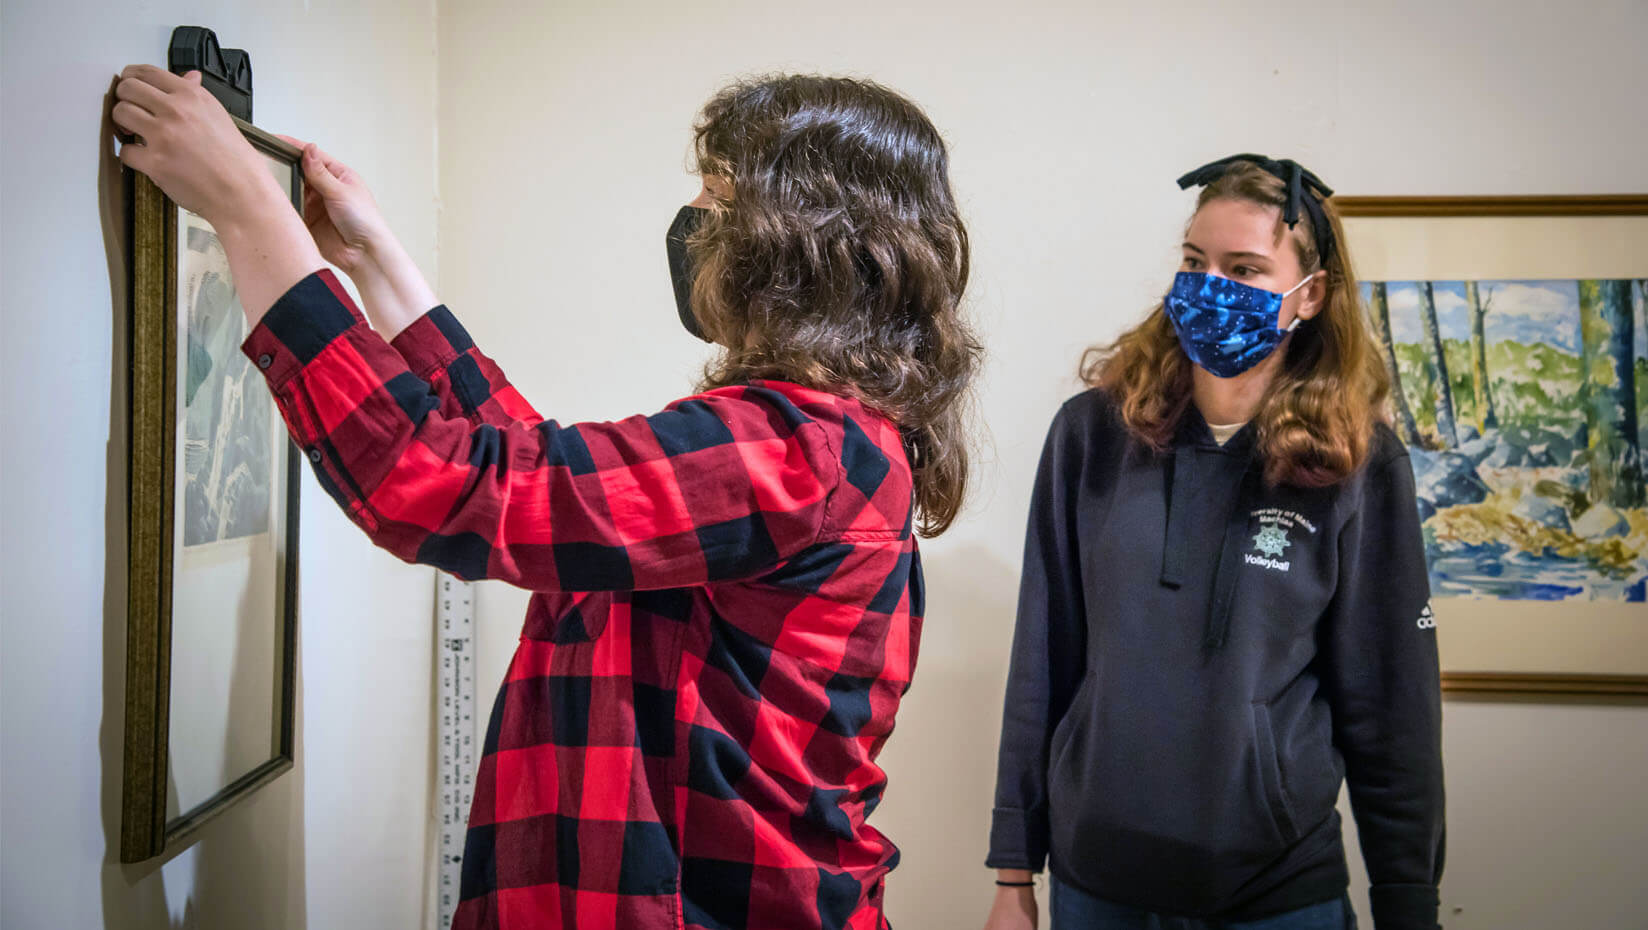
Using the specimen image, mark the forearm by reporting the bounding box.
[350,230,439,339]
[1328,452,1445,929]
[1343,705,1445,918]
[988,632,1055,871]
[988,406,1086,873]
[214,180,327,326]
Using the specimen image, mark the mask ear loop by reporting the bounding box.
[1280,271,1320,332]
[1280,273,1316,299]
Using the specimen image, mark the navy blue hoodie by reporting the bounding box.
[987,390,1444,929]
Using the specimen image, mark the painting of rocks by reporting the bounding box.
[1363,278,1648,601]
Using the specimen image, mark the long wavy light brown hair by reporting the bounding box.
[1082,162,1390,487]
[687,75,981,536]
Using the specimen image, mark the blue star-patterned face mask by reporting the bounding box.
[1162,271,1313,378]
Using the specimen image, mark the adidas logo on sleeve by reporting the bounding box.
[1416,604,1436,630]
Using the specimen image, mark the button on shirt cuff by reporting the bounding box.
[239,269,367,391]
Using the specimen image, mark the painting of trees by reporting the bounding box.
[1362,276,1646,602]
[1368,281,1421,445]
[1466,281,1498,433]
[1416,281,1460,447]
[1578,279,1644,507]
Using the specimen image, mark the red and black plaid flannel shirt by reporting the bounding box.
[242,272,922,930]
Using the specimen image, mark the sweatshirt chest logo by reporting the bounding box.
[1252,524,1291,558]
[1244,508,1318,573]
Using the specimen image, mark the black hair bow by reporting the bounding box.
[1175,153,1336,265]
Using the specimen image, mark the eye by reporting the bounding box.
[1232,265,1257,278]
[1182,256,1203,271]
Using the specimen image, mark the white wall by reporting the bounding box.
[436,2,1648,929]
[4,2,1643,929]
[0,2,440,928]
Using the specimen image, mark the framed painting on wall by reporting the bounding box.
[121,113,304,862]
[1336,194,1648,697]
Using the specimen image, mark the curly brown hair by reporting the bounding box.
[1081,162,1391,487]
[686,75,981,537]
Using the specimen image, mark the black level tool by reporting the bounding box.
[167,26,252,121]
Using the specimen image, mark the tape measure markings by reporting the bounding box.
[434,576,477,930]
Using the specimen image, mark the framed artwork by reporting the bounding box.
[121,117,303,862]
[1336,195,1648,697]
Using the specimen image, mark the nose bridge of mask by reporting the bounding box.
[1192,270,1310,307]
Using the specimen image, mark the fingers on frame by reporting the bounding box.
[309,146,356,183]
[119,63,193,93]
[115,75,173,116]
[111,100,157,135]
[118,139,154,174]
[302,190,328,226]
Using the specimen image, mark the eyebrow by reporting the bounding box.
[1181,242,1273,262]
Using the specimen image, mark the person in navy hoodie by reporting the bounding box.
[984,155,1443,930]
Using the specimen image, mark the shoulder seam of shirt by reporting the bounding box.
[811,406,849,544]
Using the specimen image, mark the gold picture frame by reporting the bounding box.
[1335,194,1648,698]
[121,119,303,862]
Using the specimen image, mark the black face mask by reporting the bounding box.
[666,205,711,342]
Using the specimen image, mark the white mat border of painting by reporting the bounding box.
[1340,206,1647,683]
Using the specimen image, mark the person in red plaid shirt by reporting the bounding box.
[115,65,981,929]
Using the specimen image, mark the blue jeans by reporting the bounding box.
[1050,876,1356,930]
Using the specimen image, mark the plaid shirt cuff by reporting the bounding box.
[241,270,367,393]
[389,304,473,379]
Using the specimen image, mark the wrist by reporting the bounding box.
[995,869,1036,889]
[208,200,326,327]
[358,222,409,268]
[208,173,298,242]
[344,252,392,294]
[356,230,420,287]
[359,233,438,313]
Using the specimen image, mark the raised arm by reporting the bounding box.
[115,63,835,592]
[286,135,545,428]
[243,271,841,591]
[114,65,323,324]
